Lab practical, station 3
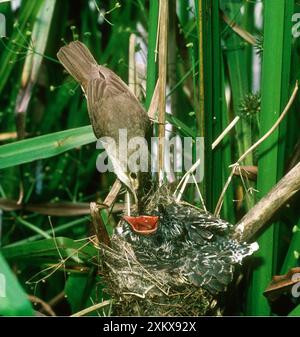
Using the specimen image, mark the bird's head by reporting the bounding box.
[107,148,152,211]
[101,141,141,205]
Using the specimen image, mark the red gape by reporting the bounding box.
[123,215,159,235]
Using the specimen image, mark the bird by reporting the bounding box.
[117,191,258,294]
[57,41,151,206]
[57,41,258,297]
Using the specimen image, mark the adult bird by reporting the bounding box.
[57,41,151,208]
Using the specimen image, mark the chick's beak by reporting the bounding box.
[123,215,159,235]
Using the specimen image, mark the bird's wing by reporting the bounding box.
[86,76,127,137]
[86,73,149,139]
[172,205,232,244]
[181,240,258,294]
[91,65,143,107]
[181,241,236,293]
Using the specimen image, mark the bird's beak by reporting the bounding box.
[123,215,159,235]
[104,147,139,204]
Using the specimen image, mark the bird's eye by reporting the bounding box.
[130,172,137,180]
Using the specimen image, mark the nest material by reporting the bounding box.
[99,236,217,316]
[97,185,233,316]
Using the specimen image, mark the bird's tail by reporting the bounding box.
[57,41,98,88]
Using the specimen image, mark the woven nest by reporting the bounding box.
[96,186,226,315]
[98,236,218,316]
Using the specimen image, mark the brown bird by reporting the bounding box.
[57,41,151,205]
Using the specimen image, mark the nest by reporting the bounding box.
[98,236,218,316]
[95,185,226,316]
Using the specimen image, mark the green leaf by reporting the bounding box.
[145,0,159,110]
[2,237,98,266]
[21,0,56,86]
[281,218,300,274]
[65,270,96,314]
[288,304,300,317]
[166,114,196,138]
[248,0,294,316]
[0,126,96,169]
[0,0,42,94]
[0,252,33,316]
